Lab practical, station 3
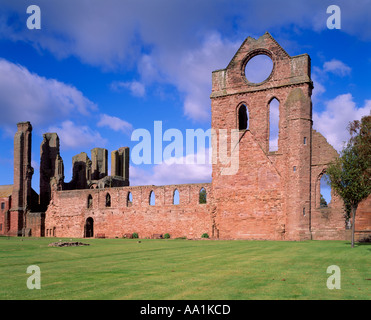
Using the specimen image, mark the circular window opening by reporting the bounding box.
[244,54,273,84]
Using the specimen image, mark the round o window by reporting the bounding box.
[244,54,273,84]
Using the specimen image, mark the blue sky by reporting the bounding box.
[0,0,370,204]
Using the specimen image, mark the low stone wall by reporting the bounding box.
[45,183,212,239]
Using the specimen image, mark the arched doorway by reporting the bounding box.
[84,217,94,238]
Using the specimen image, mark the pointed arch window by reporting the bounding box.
[269,98,279,152]
[320,173,331,208]
[127,192,133,207]
[149,191,155,206]
[238,104,248,130]
[173,189,179,205]
[105,193,111,207]
[199,187,207,204]
[87,194,93,209]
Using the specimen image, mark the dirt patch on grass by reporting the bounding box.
[48,241,90,247]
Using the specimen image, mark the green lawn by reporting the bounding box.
[0,237,369,300]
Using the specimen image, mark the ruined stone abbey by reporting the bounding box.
[0,33,370,240]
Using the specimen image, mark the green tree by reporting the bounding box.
[320,194,328,208]
[199,188,207,204]
[326,115,371,248]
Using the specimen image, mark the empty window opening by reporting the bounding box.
[1,202,4,210]
[149,191,155,206]
[238,105,248,130]
[293,166,297,172]
[173,189,179,205]
[320,174,331,207]
[303,208,306,216]
[199,187,207,204]
[245,54,273,84]
[304,137,307,145]
[269,98,279,152]
[127,192,133,207]
[105,193,111,207]
[87,195,93,209]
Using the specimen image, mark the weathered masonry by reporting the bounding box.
[1,33,370,240]
[45,184,212,239]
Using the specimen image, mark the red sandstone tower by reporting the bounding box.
[10,121,34,236]
[40,133,64,211]
[211,33,313,240]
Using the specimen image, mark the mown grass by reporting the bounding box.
[0,237,369,300]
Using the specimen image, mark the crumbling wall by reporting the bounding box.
[310,130,346,240]
[45,183,212,239]
[10,122,34,236]
[12,34,371,241]
[0,186,12,235]
[111,147,129,182]
[355,196,371,241]
[26,212,45,237]
[91,148,108,180]
[211,32,313,240]
[40,133,64,211]
[64,148,129,190]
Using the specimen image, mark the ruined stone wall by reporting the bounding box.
[26,212,45,237]
[40,133,62,211]
[0,196,11,235]
[211,33,313,240]
[13,34,371,241]
[310,130,347,240]
[211,101,285,239]
[111,147,129,181]
[355,196,371,241]
[45,183,212,239]
[10,122,34,236]
[91,148,108,180]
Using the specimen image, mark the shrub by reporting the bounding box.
[201,233,209,238]
[132,232,139,239]
[164,233,170,239]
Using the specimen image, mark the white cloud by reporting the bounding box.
[110,81,146,97]
[130,148,212,186]
[323,59,351,77]
[312,67,326,101]
[311,72,326,102]
[313,94,371,152]
[0,58,97,131]
[48,120,107,150]
[2,1,371,70]
[31,159,39,171]
[311,58,351,102]
[140,32,240,122]
[97,114,133,134]
[1,0,370,125]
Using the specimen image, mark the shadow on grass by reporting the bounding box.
[342,241,371,252]
[357,242,371,246]
[343,241,371,248]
